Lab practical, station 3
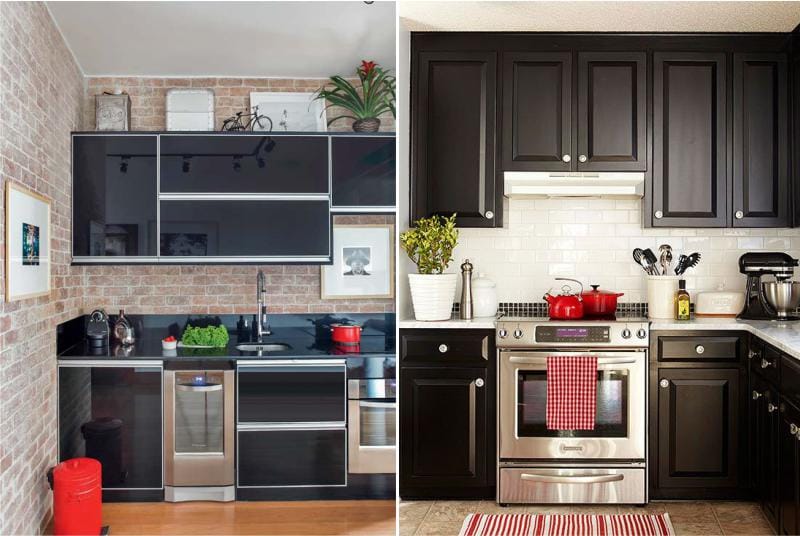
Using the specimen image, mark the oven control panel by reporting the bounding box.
[535,326,610,343]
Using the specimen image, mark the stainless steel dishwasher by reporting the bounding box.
[164,362,235,502]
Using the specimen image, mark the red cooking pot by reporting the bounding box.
[330,324,362,344]
[543,278,584,320]
[581,284,624,317]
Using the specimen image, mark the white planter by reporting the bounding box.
[408,273,458,321]
[647,276,680,319]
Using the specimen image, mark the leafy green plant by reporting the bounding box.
[182,325,229,347]
[400,214,459,275]
[313,60,396,125]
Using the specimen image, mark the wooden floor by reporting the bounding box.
[48,500,396,536]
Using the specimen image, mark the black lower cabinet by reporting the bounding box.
[58,364,163,501]
[751,373,781,531]
[780,401,800,535]
[399,329,495,499]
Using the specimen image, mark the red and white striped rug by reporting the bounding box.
[459,513,675,536]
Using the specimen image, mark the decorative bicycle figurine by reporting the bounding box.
[220,105,273,132]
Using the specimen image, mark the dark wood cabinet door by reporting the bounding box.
[577,52,647,171]
[400,367,488,493]
[412,51,498,227]
[656,368,741,490]
[502,52,572,171]
[652,53,727,227]
[780,401,800,535]
[732,53,789,227]
[751,375,780,531]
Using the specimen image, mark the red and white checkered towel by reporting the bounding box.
[546,356,598,430]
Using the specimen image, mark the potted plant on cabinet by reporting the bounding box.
[314,60,396,132]
[400,214,459,321]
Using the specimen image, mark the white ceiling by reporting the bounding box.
[47,1,396,77]
[400,1,800,32]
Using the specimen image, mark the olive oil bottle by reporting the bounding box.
[675,279,691,320]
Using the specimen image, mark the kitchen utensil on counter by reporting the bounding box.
[675,252,701,275]
[112,309,135,346]
[762,281,800,319]
[331,323,363,344]
[86,309,110,348]
[307,314,351,341]
[472,273,498,318]
[459,259,473,320]
[739,252,799,320]
[581,285,624,317]
[543,278,584,320]
[695,288,746,317]
[658,244,673,275]
[646,275,680,319]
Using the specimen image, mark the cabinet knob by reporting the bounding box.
[791,423,798,436]
[485,211,494,220]
[654,210,663,219]
[562,154,571,163]
[695,345,705,355]
[752,390,763,400]
[768,403,778,413]
[475,378,485,388]
[761,358,775,369]
[659,379,669,389]
[748,349,760,360]
[438,344,448,354]
[578,155,587,163]
[735,210,744,219]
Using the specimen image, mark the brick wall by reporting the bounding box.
[80,76,395,315]
[0,2,86,533]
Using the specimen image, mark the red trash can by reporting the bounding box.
[51,458,102,536]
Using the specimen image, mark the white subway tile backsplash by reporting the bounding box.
[446,200,800,302]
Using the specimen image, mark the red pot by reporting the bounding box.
[330,324,362,344]
[581,284,624,316]
[543,278,585,320]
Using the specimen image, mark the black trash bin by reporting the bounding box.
[81,417,124,487]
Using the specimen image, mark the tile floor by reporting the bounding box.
[399,500,774,535]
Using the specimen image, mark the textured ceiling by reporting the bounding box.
[400,1,800,32]
[47,1,395,77]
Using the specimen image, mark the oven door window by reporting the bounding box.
[517,369,628,437]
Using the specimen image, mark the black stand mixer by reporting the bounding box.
[738,252,800,321]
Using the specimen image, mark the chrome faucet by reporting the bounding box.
[256,270,271,342]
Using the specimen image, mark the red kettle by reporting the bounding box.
[543,278,585,320]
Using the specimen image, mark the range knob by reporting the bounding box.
[513,328,524,339]
[621,328,632,339]
[498,329,508,339]
[636,328,647,339]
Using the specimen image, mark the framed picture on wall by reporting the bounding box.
[321,224,394,300]
[5,181,51,301]
[249,92,327,132]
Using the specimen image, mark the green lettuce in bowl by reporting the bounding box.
[181,325,229,348]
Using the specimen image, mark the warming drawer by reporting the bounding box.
[498,467,646,505]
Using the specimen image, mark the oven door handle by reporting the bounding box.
[509,356,636,365]
[520,473,624,484]
[359,400,396,409]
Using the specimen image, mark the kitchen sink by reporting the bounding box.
[235,343,291,352]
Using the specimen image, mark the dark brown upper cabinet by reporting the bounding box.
[652,52,728,227]
[732,53,789,228]
[412,51,499,228]
[502,52,572,171]
[577,52,647,171]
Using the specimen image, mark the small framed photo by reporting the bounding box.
[5,181,51,301]
[249,92,327,132]
[322,224,394,300]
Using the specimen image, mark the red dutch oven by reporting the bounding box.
[582,284,624,317]
[331,324,362,344]
[543,278,585,320]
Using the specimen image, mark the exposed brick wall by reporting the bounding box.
[0,2,86,533]
[83,76,396,132]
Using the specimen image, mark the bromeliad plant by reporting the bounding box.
[314,60,396,132]
[400,214,459,274]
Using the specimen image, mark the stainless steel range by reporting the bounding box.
[496,316,648,505]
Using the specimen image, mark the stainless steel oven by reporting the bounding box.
[347,379,396,474]
[499,350,646,461]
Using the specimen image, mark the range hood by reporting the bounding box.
[504,171,645,199]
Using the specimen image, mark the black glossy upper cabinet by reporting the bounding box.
[732,53,789,228]
[72,135,158,258]
[652,52,727,227]
[412,51,499,228]
[331,136,396,209]
[502,52,572,171]
[577,52,647,171]
[160,135,328,193]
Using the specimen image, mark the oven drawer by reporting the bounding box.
[656,335,742,362]
[498,467,646,505]
[401,330,492,364]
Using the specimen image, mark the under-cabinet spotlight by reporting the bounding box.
[233,156,242,172]
[182,157,191,173]
[119,156,130,173]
